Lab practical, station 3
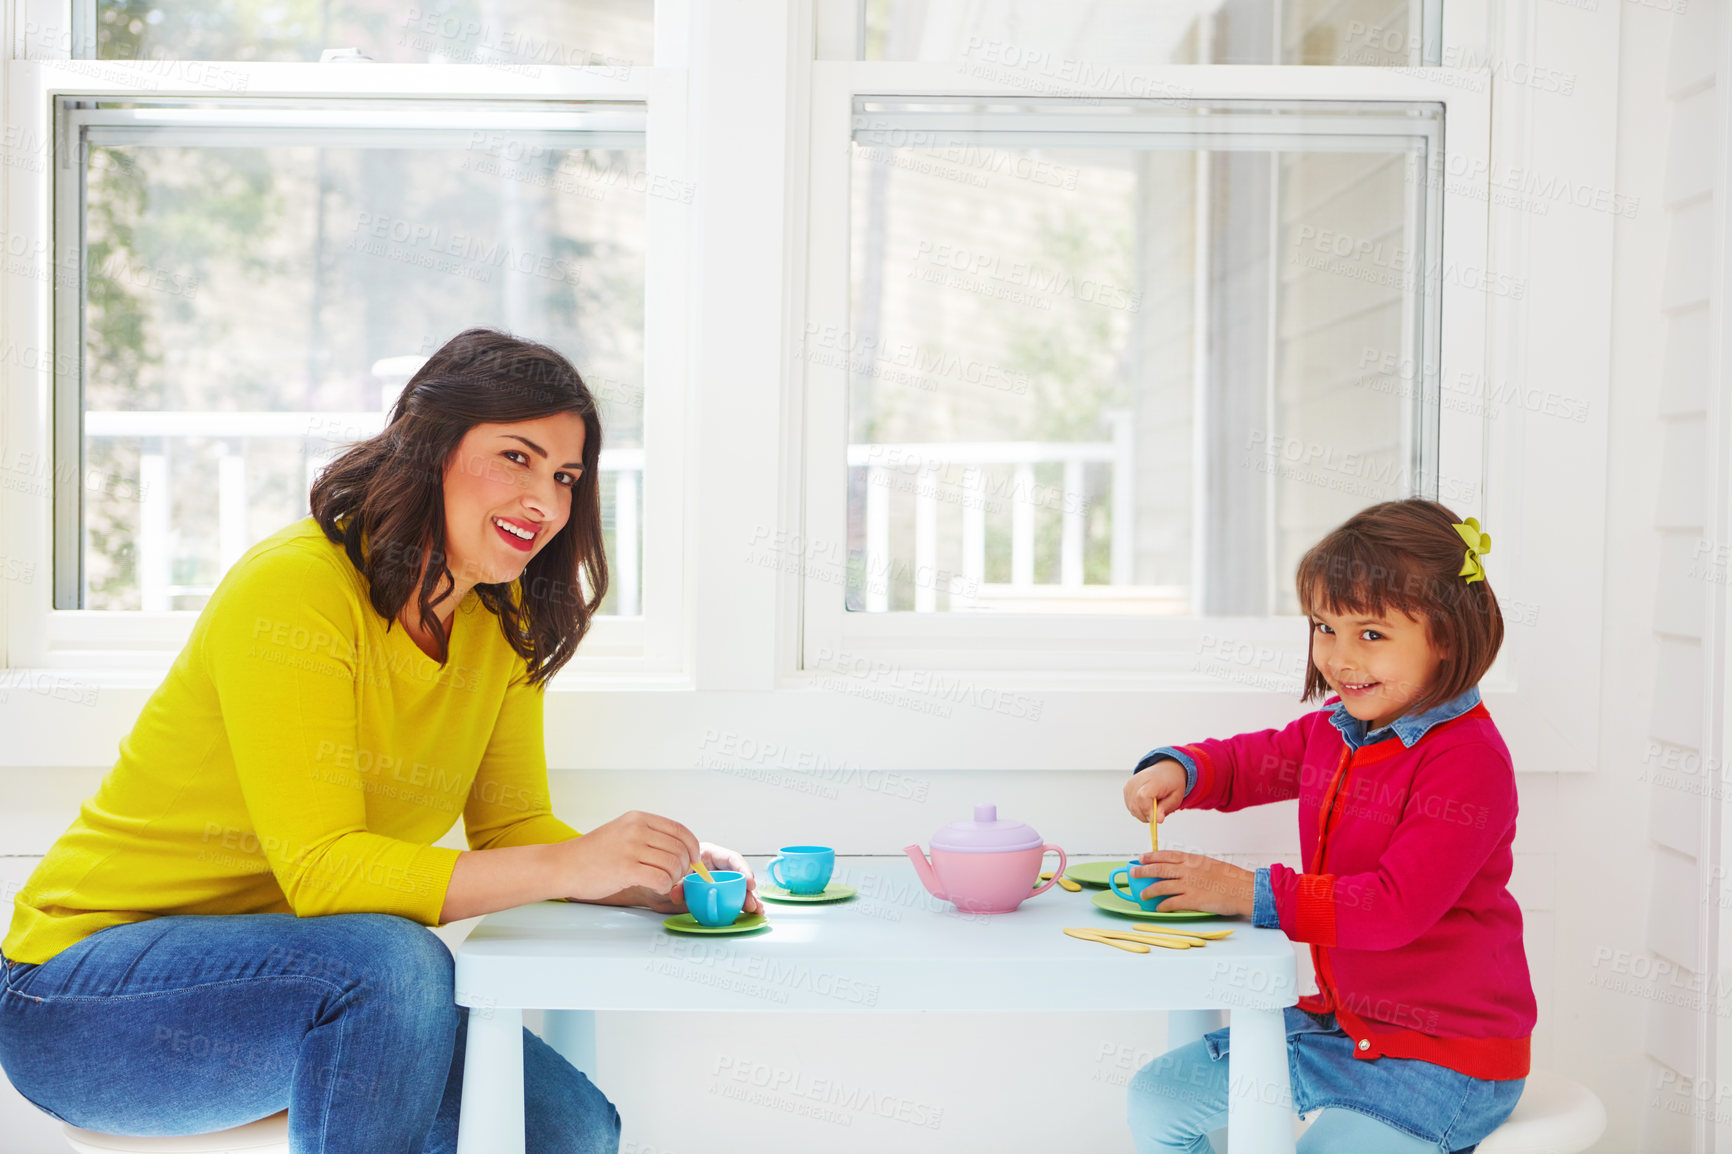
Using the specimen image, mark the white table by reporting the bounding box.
[453,858,1298,1153]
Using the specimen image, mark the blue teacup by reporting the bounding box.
[682,870,748,927]
[1109,859,1169,912]
[768,846,835,895]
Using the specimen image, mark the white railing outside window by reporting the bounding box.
[83,410,645,614]
[847,409,1140,612]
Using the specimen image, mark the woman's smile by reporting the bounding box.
[491,515,540,553]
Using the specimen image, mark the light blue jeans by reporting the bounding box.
[1128,1039,1436,1153]
[1128,1008,1523,1154]
[0,912,619,1154]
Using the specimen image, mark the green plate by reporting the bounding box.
[1090,889,1226,921]
[662,911,771,935]
[1060,861,1122,888]
[759,883,858,903]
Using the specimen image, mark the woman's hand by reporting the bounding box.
[558,810,702,907]
[1124,758,1187,823]
[557,817,762,915]
[697,842,762,914]
[1132,850,1255,917]
[586,884,686,914]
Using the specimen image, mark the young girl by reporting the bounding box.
[1122,499,1534,1154]
[0,329,755,1153]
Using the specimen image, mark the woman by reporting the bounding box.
[0,329,754,1153]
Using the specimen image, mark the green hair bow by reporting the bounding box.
[1453,517,1491,584]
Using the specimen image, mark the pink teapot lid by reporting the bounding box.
[929,804,1043,853]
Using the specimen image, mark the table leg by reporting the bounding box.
[456,1006,525,1154]
[1226,1007,1294,1154]
[543,1009,597,1077]
[1168,1009,1225,1050]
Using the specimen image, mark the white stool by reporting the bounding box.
[1287,1070,1605,1153]
[61,1111,288,1154]
[1477,1071,1606,1154]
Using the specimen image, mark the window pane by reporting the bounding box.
[91,0,652,66]
[861,0,1424,66]
[844,100,1439,616]
[74,106,645,616]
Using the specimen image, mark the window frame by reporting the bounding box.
[3,59,692,677]
[0,0,1618,778]
[795,62,1493,685]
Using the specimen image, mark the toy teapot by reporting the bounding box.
[905,804,1068,913]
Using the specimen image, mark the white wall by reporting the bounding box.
[1551,0,1721,1150]
[1638,0,1723,1147]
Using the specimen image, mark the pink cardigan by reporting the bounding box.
[1173,702,1536,1079]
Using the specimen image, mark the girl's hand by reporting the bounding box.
[1132,850,1255,917]
[1124,758,1187,823]
[559,810,703,907]
[697,842,762,914]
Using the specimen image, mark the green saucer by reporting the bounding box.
[759,883,858,903]
[663,911,770,935]
[1060,861,1121,888]
[1090,889,1225,921]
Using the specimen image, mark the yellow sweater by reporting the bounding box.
[3,517,579,965]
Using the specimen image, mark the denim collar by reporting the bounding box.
[1327,685,1481,751]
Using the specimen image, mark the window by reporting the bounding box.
[1,2,1608,774]
[800,24,1492,674]
[5,24,691,671]
[860,0,1439,67]
[83,0,653,67]
[59,99,648,617]
[840,99,1442,618]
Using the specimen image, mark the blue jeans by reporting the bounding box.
[0,913,619,1154]
[1128,1008,1523,1154]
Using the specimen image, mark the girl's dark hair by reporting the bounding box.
[1296,499,1502,716]
[309,328,607,688]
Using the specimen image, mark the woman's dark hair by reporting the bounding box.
[309,328,607,688]
[1296,498,1502,716]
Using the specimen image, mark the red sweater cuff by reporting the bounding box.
[1180,744,1215,808]
[1292,872,1338,946]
